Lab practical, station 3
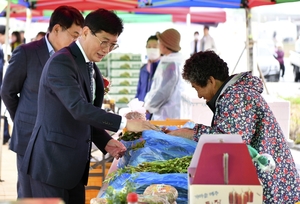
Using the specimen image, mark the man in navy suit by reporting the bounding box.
[1,6,84,198]
[21,8,158,204]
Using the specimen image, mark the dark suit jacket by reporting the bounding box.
[21,42,122,189]
[0,38,49,155]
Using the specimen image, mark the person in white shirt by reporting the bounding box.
[199,26,217,53]
[295,35,300,53]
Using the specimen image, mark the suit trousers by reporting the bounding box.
[17,154,33,198]
[29,176,85,204]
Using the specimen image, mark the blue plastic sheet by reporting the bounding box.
[102,172,188,204]
[118,130,197,168]
[117,137,145,168]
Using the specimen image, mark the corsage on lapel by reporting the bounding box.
[103,76,110,95]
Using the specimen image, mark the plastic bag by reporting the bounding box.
[117,138,144,168]
[118,129,197,168]
[102,172,188,204]
[126,130,197,167]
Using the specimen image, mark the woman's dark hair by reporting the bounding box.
[48,6,84,32]
[85,9,123,36]
[182,50,229,87]
[11,31,22,44]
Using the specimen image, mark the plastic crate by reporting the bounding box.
[150,119,190,128]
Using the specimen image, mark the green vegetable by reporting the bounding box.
[131,140,146,151]
[118,131,142,141]
[105,156,192,183]
[105,179,136,204]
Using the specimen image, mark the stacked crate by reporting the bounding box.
[95,55,109,77]
[108,53,142,109]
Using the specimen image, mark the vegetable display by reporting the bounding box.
[105,155,192,183]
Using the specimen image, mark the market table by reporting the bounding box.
[97,158,118,198]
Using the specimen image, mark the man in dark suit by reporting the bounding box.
[0,6,84,198]
[21,8,157,204]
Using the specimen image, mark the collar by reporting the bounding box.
[206,75,235,114]
[45,33,54,55]
[76,40,90,63]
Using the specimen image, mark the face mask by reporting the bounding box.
[146,48,160,60]
[194,35,199,40]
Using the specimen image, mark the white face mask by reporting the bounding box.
[146,48,160,61]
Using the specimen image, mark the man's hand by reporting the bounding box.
[167,128,194,140]
[126,119,159,132]
[105,139,126,159]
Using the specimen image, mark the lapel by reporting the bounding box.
[93,64,104,106]
[68,42,93,102]
[35,38,50,68]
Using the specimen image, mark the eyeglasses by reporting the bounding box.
[65,28,79,41]
[90,30,119,51]
[63,27,79,41]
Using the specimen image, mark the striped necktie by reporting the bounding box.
[86,62,94,98]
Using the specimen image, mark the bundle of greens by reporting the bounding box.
[118,131,142,141]
[105,155,192,183]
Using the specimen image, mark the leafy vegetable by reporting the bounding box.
[118,131,142,141]
[105,179,136,204]
[105,156,192,183]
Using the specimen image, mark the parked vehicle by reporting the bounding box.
[256,44,280,82]
[289,50,300,82]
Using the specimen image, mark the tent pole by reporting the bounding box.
[245,8,254,73]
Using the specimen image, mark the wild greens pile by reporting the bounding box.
[105,155,192,184]
[118,131,142,141]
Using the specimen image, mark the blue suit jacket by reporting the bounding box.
[1,38,49,155]
[21,42,121,189]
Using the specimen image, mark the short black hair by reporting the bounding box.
[204,26,209,30]
[85,9,123,36]
[146,35,158,43]
[194,31,199,35]
[182,50,229,87]
[48,6,84,32]
[36,31,46,37]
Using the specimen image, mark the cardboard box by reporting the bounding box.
[263,94,290,139]
[188,134,263,204]
[180,90,213,126]
[110,78,139,86]
[109,86,137,94]
[110,69,140,78]
[109,94,136,104]
[110,61,143,69]
[109,53,141,61]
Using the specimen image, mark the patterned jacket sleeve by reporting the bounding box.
[193,89,259,144]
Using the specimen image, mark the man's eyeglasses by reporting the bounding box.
[64,28,79,41]
[90,30,119,51]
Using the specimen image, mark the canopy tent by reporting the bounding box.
[137,0,300,72]
[14,12,174,23]
[13,0,299,71]
[137,0,300,8]
[3,1,226,24]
